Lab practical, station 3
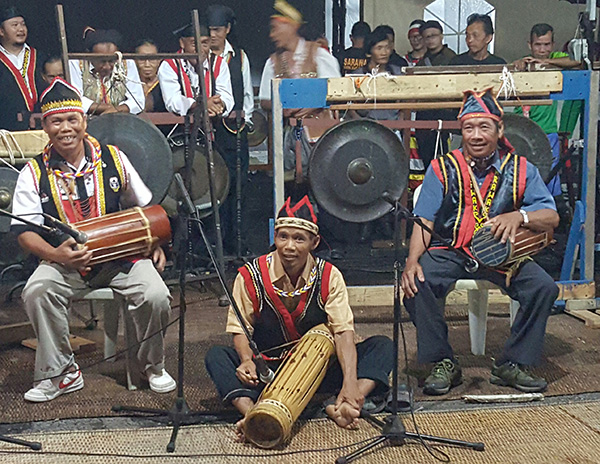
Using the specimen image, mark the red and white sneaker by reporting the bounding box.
[24,364,84,402]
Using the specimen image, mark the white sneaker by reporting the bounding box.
[24,365,84,402]
[147,369,176,393]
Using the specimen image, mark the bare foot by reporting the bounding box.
[325,403,360,430]
[235,418,247,442]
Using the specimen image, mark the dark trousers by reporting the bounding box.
[213,120,250,253]
[205,335,394,404]
[403,249,559,366]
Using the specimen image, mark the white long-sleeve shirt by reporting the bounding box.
[217,40,253,123]
[157,54,234,117]
[68,59,145,114]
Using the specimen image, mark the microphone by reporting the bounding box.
[42,214,88,244]
[254,354,276,384]
[381,191,398,206]
[173,173,196,216]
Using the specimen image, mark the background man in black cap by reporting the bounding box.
[11,78,176,402]
[0,5,45,131]
[69,28,145,115]
[207,4,254,256]
[205,196,393,441]
[158,22,233,118]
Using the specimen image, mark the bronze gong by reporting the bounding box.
[309,119,408,223]
[502,113,553,181]
[87,113,173,204]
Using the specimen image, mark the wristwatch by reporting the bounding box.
[519,209,529,225]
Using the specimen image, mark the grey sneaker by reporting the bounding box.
[423,358,462,395]
[490,362,547,392]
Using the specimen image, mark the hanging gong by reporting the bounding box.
[160,136,230,219]
[309,119,408,223]
[0,167,27,266]
[502,113,553,181]
[247,111,268,147]
[87,113,173,204]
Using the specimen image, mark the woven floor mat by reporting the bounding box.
[1,401,600,463]
[1,287,599,424]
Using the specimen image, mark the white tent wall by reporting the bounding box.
[363,0,588,62]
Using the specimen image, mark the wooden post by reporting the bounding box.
[583,71,599,280]
[272,79,285,217]
[191,9,225,271]
[55,4,71,83]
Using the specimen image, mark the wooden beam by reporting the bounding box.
[327,72,563,102]
[565,299,600,311]
[564,309,600,328]
[329,99,553,111]
[348,281,595,308]
[0,322,35,346]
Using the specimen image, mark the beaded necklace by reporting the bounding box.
[42,134,102,181]
[270,256,318,298]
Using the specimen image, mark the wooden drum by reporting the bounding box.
[74,205,171,266]
[471,224,553,269]
[244,323,336,449]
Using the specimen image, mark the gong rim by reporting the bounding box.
[502,113,553,181]
[87,113,173,204]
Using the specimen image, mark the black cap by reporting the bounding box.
[206,4,235,28]
[419,20,443,34]
[83,28,123,50]
[0,6,24,24]
[172,22,208,38]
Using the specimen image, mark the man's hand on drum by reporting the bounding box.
[56,237,93,272]
[486,211,524,244]
[236,359,259,387]
[401,258,425,298]
[152,246,166,273]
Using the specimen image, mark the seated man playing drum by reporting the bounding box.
[10,78,176,402]
[205,196,394,441]
[401,88,559,396]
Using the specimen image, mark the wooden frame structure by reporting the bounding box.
[268,69,599,303]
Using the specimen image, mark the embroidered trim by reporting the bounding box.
[0,47,38,111]
[272,265,318,298]
[41,99,84,118]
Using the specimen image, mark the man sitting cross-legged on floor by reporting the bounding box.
[205,196,394,441]
[401,88,559,396]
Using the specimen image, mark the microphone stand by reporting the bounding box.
[336,194,484,464]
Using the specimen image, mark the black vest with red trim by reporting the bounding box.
[0,46,45,131]
[430,149,527,248]
[27,142,126,246]
[238,253,333,356]
[164,52,223,99]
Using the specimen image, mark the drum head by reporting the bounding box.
[502,113,553,181]
[471,225,513,267]
[309,119,408,223]
[87,113,173,204]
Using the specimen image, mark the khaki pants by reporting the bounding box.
[22,259,172,382]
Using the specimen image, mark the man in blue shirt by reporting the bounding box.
[401,88,559,396]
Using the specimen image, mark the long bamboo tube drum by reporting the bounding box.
[244,323,336,448]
